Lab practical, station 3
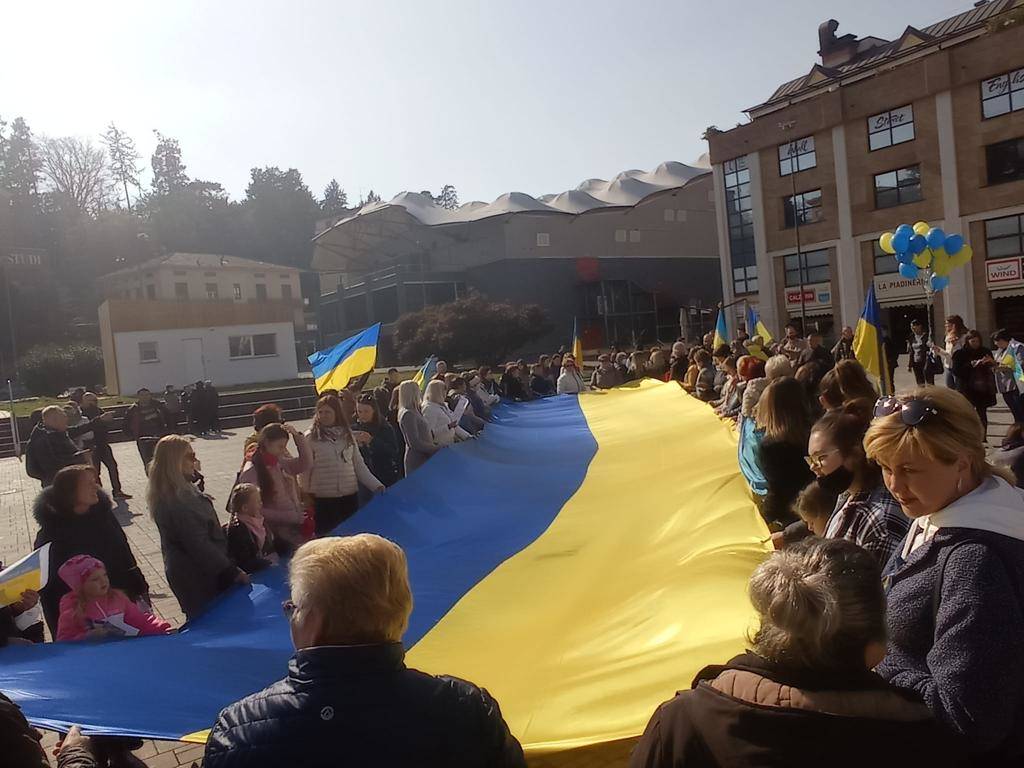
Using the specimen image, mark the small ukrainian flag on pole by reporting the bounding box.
[308,323,381,393]
[712,308,728,349]
[412,356,438,393]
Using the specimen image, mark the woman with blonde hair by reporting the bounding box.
[631,538,957,767]
[422,379,469,447]
[302,394,384,537]
[865,386,1024,762]
[754,377,814,527]
[396,379,439,476]
[148,435,248,619]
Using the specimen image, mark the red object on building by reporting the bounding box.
[576,257,600,283]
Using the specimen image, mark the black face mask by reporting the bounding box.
[818,465,854,496]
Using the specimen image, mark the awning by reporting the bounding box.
[879,297,928,309]
[991,287,1024,300]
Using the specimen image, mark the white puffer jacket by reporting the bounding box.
[301,428,383,498]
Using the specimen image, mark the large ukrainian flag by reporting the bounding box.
[308,323,381,393]
[1,383,770,764]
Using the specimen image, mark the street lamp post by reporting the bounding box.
[779,121,809,335]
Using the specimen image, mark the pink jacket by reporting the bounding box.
[56,590,171,642]
[237,433,313,526]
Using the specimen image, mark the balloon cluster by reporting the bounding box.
[878,221,973,294]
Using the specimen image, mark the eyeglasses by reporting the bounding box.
[804,447,841,470]
[873,396,939,426]
[281,600,297,619]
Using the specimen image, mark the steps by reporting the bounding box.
[0,413,17,459]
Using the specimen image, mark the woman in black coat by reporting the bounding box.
[753,377,814,527]
[33,465,149,634]
[952,329,997,432]
[354,395,400,486]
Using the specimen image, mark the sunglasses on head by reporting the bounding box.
[873,396,939,426]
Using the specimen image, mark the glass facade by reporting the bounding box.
[723,156,757,296]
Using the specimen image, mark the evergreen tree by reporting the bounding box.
[150,130,189,195]
[102,122,141,211]
[364,189,382,204]
[437,183,459,210]
[2,117,41,200]
[320,178,348,215]
[243,166,319,267]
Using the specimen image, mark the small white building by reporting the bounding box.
[98,299,299,394]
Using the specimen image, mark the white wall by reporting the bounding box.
[112,321,298,394]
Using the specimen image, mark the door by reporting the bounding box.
[182,338,206,385]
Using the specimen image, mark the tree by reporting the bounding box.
[38,136,112,214]
[243,166,319,267]
[363,189,381,204]
[150,130,189,195]
[392,293,551,364]
[103,122,141,210]
[320,178,348,215]
[1,117,41,200]
[437,184,459,210]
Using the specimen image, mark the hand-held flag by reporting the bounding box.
[412,356,438,393]
[745,303,774,344]
[571,318,583,364]
[308,323,381,393]
[0,543,49,606]
[712,309,728,349]
[853,285,888,392]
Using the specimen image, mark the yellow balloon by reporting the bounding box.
[948,244,973,271]
[931,247,951,277]
[913,221,930,236]
[879,232,896,254]
[913,248,933,269]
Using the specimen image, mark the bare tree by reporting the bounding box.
[102,123,141,210]
[39,136,112,214]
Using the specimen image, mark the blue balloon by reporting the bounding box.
[895,223,915,240]
[926,227,946,250]
[892,230,911,254]
[895,249,913,265]
[931,274,950,292]
[945,233,964,255]
[899,262,919,279]
[910,234,927,254]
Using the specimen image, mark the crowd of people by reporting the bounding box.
[6,322,1024,766]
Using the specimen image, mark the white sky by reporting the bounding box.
[4,0,970,204]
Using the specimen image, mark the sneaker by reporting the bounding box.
[113,491,133,500]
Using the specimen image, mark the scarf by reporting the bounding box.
[237,512,267,551]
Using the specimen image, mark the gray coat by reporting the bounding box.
[398,407,438,476]
[151,486,237,620]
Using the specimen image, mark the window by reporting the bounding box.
[676,210,687,222]
[783,188,823,227]
[281,284,293,300]
[229,333,277,358]
[174,282,188,300]
[536,232,550,247]
[205,283,219,299]
[986,137,1024,185]
[233,283,242,300]
[615,229,627,242]
[255,283,267,300]
[145,284,156,299]
[629,229,641,243]
[874,166,922,209]
[784,249,830,288]
[138,341,158,363]
[981,68,1024,119]
[868,105,915,150]
[985,214,1024,259]
[664,209,675,221]
[723,156,756,294]
[778,135,816,175]
[873,242,898,275]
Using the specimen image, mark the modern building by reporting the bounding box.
[706,0,1024,349]
[97,252,316,361]
[312,162,721,358]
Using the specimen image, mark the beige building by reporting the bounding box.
[706,0,1024,348]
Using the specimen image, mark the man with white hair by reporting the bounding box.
[204,535,526,768]
[24,406,89,487]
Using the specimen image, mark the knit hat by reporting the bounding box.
[58,554,105,592]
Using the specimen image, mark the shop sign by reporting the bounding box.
[874,273,927,304]
[785,281,831,312]
[987,257,1023,287]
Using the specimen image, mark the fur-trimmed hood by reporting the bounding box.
[32,486,114,538]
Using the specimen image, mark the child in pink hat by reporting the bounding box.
[56,554,171,642]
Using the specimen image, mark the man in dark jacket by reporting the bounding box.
[79,392,129,500]
[204,534,525,768]
[0,696,101,768]
[25,406,90,487]
[123,388,172,469]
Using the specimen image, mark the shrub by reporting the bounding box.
[19,344,105,396]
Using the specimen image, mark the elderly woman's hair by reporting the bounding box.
[749,537,885,671]
[424,379,448,405]
[865,385,1015,484]
[289,534,413,645]
[764,355,794,380]
[397,380,422,411]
